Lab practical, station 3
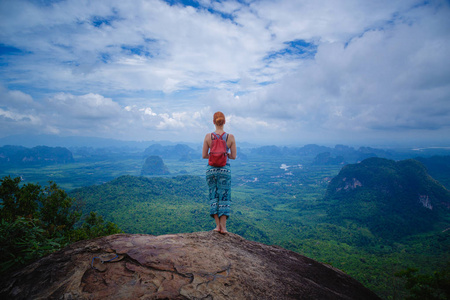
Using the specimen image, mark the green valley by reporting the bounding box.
[1,144,450,299]
[67,157,449,299]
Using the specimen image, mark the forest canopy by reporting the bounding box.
[0,176,122,274]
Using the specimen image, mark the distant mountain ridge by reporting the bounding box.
[245,144,415,163]
[324,157,450,240]
[0,134,172,149]
[3,134,450,164]
[143,143,196,160]
[0,145,74,165]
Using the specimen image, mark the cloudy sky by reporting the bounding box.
[1,0,449,147]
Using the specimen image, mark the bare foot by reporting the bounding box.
[219,229,229,234]
[213,227,220,232]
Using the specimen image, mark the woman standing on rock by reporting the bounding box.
[202,111,237,234]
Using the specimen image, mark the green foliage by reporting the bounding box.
[70,212,122,241]
[0,216,64,274]
[0,176,37,220]
[0,176,80,237]
[396,264,450,300]
[71,175,210,235]
[324,157,450,240]
[2,152,450,299]
[0,176,122,274]
[69,162,450,299]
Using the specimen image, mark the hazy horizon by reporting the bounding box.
[1,0,450,146]
[2,132,450,150]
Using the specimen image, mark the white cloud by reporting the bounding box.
[0,86,214,140]
[0,0,449,145]
[140,107,157,116]
[0,108,39,124]
[224,1,450,138]
[0,86,42,134]
[0,86,35,109]
[48,93,122,119]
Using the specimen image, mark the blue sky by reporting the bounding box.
[1,0,450,147]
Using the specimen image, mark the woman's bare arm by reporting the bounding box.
[227,134,237,159]
[202,133,211,159]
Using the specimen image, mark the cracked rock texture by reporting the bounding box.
[0,231,380,299]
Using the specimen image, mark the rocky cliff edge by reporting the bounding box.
[0,231,380,300]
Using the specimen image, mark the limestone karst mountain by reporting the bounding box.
[0,231,380,300]
[324,157,450,240]
[0,145,74,165]
[141,155,170,176]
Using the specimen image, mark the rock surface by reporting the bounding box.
[0,232,380,300]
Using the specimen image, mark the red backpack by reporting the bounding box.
[208,132,228,167]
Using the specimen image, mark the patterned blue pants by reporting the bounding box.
[206,165,231,218]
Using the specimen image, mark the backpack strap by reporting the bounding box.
[211,132,226,140]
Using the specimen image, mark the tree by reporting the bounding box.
[0,176,122,274]
[0,176,80,238]
[70,212,122,241]
[396,265,450,300]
